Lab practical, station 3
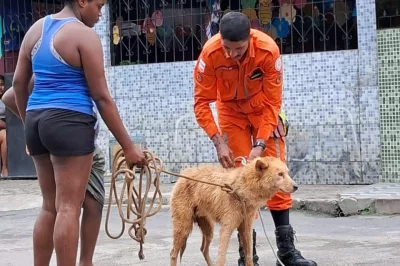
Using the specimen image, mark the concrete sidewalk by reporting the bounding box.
[1,178,400,216]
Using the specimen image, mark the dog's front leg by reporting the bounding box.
[215,225,235,266]
[238,219,254,266]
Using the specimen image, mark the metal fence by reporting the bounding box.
[109,0,358,66]
[1,0,64,74]
[0,0,359,73]
[376,0,400,29]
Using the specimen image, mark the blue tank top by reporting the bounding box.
[27,15,93,115]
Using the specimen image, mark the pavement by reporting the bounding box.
[1,179,400,265]
[1,179,400,216]
[1,207,400,266]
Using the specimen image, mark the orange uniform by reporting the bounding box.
[193,29,292,211]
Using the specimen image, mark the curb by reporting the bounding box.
[291,198,400,217]
[291,197,400,216]
[338,197,400,216]
[104,195,400,217]
[104,195,345,216]
[291,199,342,216]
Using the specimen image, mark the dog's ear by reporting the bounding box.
[255,159,269,174]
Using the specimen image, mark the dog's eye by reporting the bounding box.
[278,172,283,176]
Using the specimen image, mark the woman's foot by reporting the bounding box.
[79,262,94,266]
[1,169,8,177]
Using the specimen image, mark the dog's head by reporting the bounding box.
[243,157,297,196]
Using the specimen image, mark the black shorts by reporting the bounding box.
[25,108,96,157]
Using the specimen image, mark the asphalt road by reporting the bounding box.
[0,208,399,266]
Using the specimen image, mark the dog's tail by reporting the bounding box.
[179,239,187,263]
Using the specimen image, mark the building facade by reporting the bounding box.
[1,0,399,184]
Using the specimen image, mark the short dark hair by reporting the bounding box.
[63,0,89,6]
[0,75,4,82]
[220,12,251,42]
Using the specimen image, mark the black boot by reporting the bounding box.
[238,229,260,266]
[275,225,317,266]
[252,229,260,265]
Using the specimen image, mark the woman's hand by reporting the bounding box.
[123,144,148,168]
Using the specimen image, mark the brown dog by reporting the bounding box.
[169,156,298,266]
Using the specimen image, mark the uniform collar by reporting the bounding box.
[248,33,256,58]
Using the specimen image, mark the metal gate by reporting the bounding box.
[1,0,63,179]
[3,74,36,179]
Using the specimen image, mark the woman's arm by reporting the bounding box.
[12,19,42,123]
[1,88,18,117]
[3,78,35,118]
[11,20,41,123]
[78,28,134,151]
[12,40,33,123]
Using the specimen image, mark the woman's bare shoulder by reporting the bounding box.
[62,22,101,45]
[23,18,45,52]
[26,18,45,36]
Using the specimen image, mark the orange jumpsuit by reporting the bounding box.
[193,29,292,211]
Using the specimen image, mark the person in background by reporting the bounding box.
[11,0,147,265]
[0,75,8,177]
[193,12,317,266]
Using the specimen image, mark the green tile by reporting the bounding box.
[378,29,400,64]
[378,30,400,182]
[378,62,400,84]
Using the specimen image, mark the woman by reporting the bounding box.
[12,1,147,266]
[0,75,8,177]
[3,79,105,266]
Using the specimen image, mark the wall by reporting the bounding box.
[94,0,381,184]
[377,28,400,183]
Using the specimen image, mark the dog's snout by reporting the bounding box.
[293,183,299,192]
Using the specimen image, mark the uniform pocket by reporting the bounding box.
[245,67,264,98]
[215,66,239,101]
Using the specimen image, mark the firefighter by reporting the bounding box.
[193,11,317,266]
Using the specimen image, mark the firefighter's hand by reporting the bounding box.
[215,142,235,169]
[271,114,289,138]
[248,146,264,161]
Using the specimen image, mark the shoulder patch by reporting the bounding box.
[197,72,203,82]
[198,59,206,73]
[275,56,282,72]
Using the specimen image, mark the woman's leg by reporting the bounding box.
[31,154,56,266]
[0,129,8,176]
[34,108,96,266]
[51,154,93,266]
[25,110,57,266]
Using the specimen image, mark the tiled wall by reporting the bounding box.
[377,29,400,183]
[94,1,381,184]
